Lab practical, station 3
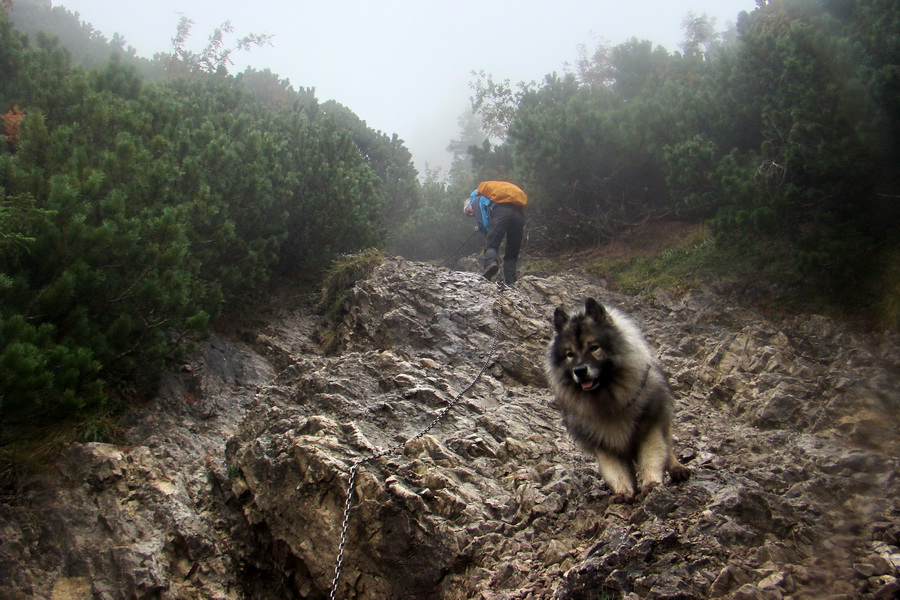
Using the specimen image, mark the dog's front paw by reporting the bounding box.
[636,481,659,502]
[609,490,637,504]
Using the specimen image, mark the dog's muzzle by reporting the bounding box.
[572,365,601,391]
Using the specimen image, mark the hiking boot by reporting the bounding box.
[482,262,499,281]
[503,261,517,285]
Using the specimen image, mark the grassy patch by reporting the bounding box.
[316,248,386,354]
[583,225,726,295]
[0,407,124,490]
[573,221,894,330]
[589,228,796,299]
[520,256,560,278]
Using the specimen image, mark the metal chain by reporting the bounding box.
[328,281,506,600]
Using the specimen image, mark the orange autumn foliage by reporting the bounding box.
[2,105,25,147]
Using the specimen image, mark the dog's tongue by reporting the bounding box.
[580,379,596,390]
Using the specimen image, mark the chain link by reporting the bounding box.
[328,281,506,600]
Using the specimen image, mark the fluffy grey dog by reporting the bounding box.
[545,298,690,499]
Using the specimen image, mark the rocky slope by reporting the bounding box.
[1,256,898,599]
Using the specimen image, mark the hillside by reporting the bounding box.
[1,257,897,599]
[3,0,898,452]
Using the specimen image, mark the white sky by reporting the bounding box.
[53,0,757,172]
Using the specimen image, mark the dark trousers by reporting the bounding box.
[484,203,525,284]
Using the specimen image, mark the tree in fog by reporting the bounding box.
[164,15,273,76]
[680,12,720,59]
[572,35,615,86]
[387,165,473,261]
[236,67,299,109]
[446,108,488,184]
[468,70,533,141]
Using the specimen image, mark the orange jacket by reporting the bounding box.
[476,181,527,207]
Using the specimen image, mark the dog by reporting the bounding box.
[544,297,690,500]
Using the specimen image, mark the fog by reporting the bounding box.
[54,0,757,172]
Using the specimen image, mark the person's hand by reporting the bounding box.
[464,204,474,216]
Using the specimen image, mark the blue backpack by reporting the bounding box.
[468,191,494,233]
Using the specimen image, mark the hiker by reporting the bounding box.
[463,180,527,285]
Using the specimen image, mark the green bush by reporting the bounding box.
[0,6,412,440]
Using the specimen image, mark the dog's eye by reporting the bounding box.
[565,351,575,359]
[589,344,601,353]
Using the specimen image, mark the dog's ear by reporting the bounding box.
[553,307,569,332]
[584,298,607,324]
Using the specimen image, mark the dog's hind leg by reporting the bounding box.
[594,450,637,499]
[666,451,691,483]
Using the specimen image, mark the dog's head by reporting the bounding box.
[549,297,616,392]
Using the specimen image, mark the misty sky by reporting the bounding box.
[54,0,757,172]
